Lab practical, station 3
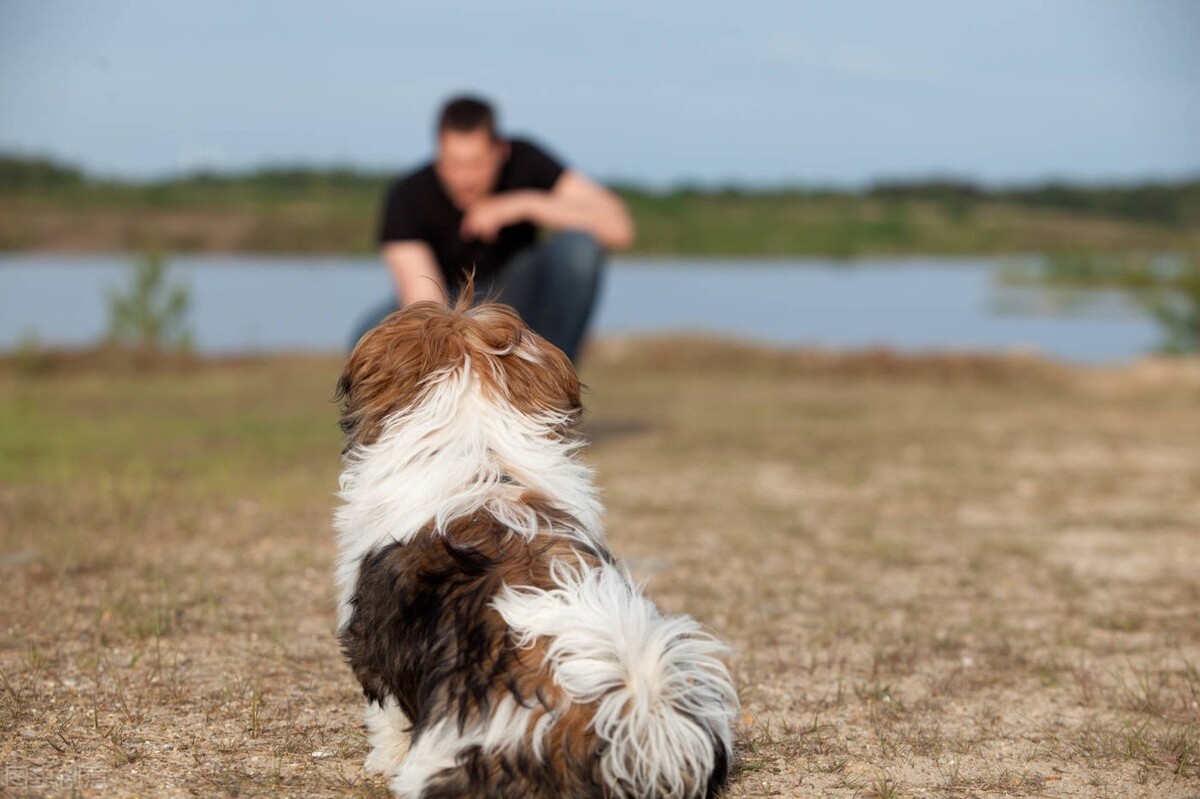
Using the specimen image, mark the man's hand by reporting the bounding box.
[460,193,533,243]
[459,173,635,251]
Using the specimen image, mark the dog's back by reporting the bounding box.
[335,300,737,798]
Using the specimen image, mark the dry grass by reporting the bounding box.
[2,342,1199,798]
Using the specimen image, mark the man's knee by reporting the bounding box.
[544,230,605,281]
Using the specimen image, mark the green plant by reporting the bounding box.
[106,249,192,352]
[1000,253,1200,355]
[1151,259,1200,354]
[13,327,51,374]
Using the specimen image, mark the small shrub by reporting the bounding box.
[1151,259,1200,354]
[1001,253,1200,355]
[106,249,192,352]
[13,327,52,375]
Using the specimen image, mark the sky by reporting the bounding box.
[1,1,1198,187]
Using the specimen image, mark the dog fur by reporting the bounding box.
[334,297,737,798]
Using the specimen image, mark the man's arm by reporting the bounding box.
[460,170,635,251]
[382,240,448,306]
[534,170,635,250]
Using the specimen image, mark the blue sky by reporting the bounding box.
[1,1,1197,186]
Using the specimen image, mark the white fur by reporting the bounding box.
[387,697,543,797]
[335,358,604,630]
[494,559,738,799]
[363,697,411,776]
[386,718,461,796]
[337,351,738,798]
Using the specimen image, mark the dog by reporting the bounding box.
[334,296,738,798]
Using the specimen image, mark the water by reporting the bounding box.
[0,254,1164,364]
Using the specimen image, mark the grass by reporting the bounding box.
[2,341,1199,797]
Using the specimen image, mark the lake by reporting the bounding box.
[0,254,1164,364]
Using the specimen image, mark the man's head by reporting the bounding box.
[435,95,508,209]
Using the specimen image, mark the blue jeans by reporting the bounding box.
[352,230,605,364]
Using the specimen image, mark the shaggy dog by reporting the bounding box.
[334,297,738,798]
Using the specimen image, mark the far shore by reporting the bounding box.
[2,198,1197,259]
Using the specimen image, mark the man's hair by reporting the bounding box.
[437,95,498,139]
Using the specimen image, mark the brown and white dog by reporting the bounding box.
[334,297,737,798]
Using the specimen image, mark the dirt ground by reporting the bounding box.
[1,341,1198,798]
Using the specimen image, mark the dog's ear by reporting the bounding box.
[464,303,582,431]
[337,302,456,452]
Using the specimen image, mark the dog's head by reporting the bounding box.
[336,295,581,453]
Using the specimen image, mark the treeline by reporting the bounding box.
[4,153,1198,256]
[0,155,386,205]
[868,179,1200,228]
[4,154,1199,228]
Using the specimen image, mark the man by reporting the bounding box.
[354,95,634,363]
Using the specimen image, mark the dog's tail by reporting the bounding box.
[494,559,739,799]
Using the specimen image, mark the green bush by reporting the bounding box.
[1151,259,1200,354]
[1001,253,1200,355]
[106,249,192,352]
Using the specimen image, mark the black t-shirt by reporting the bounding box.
[377,138,566,286]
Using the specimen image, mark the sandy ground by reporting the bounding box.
[1,341,1198,798]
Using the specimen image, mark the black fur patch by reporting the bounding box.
[339,517,620,798]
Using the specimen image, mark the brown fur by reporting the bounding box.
[341,514,616,798]
[336,293,581,453]
[338,296,611,795]
[336,297,730,797]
